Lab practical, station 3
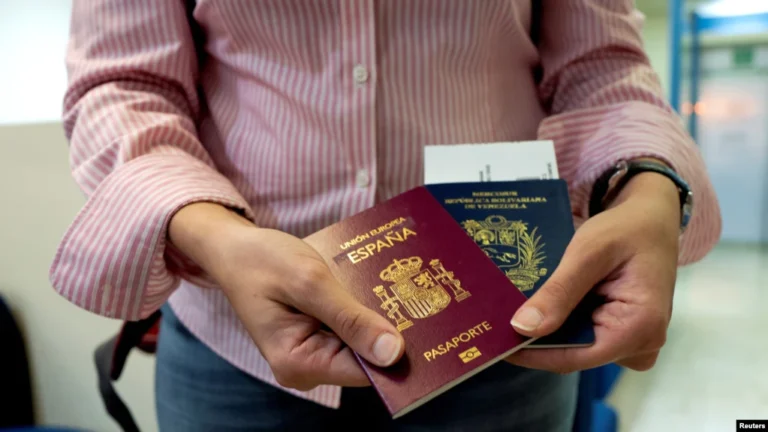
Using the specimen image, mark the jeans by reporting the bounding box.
[155,304,579,432]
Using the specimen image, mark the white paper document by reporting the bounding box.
[423,141,559,185]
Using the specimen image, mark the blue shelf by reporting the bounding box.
[687,12,768,35]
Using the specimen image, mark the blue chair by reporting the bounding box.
[0,296,34,429]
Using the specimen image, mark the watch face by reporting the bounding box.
[607,161,630,192]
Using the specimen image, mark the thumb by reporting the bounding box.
[296,275,405,368]
[511,229,621,337]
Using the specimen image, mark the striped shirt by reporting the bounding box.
[51,0,722,408]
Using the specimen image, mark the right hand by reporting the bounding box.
[168,202,405,391]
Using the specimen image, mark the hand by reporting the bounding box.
[506,170,681,373]
[168,203,405,391]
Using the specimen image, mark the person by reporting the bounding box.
[51,1,722,431]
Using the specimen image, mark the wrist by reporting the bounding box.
[611,170,680,214]
[609,158,678,205]
[603,165,683,243]
[591,157,691,233]
[168,202,254,273]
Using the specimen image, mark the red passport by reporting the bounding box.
[304,186,533,418]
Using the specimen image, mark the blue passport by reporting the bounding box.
[425,180,596,348]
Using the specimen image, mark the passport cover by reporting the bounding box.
[304,186,533,419]
[425,180,596,348]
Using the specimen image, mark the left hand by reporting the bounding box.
[505,167,681,373]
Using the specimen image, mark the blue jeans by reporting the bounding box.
[155,304,578,431]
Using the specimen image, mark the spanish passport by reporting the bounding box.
[304,186,534,419]
[425,179,597,348]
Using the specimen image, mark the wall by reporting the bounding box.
[0,3,157,427]
[640,15,671,96]
[686,46,768,243]
[0,123,158,432]
[0,1,71,126]
[1,4,156,430]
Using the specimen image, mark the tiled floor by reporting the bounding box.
[607,242,768,432]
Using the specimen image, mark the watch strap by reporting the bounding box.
[589,160,693,231]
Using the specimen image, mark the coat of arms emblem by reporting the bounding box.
[373,257,470,332]
[461,215,547,292]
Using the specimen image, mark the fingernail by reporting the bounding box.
[373,333,401,366]
[511,307,544,332]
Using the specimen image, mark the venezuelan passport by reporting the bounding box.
[425,179,596,348]
[304,186,533,419]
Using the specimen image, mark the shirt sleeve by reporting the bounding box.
[535,0,722,265]
[49,0,254,320]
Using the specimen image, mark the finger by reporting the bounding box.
[511,218,626,338]
[325,346,375,387]
[507,296,639,373]
[244,300,372,390]
[286,262,405,368]
[270,325,373,390]
[505,322,631,374]
[507,295,666,373]
[617,351,660,371]
[506,347,661,375]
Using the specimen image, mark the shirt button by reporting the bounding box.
[353,65,369,84]
[356,169,371,188]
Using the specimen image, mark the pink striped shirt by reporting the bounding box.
[51,0,721,408]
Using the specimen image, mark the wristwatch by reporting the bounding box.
[589,159,694,233]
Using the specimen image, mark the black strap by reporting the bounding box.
[589,160,691,219]
[530,0,543,84]
[94,310,161,432]
[530,0,542,46]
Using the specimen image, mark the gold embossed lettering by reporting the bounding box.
[402,227,416,239]
[347,226,419,264]
[422,320,494,362]
[348,250,362,264]
[339,233,371,250]
[384,231,404,243]
[376,239,390,251]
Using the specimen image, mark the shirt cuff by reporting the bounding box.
[540,101,722,264]
[50,151,254,320]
